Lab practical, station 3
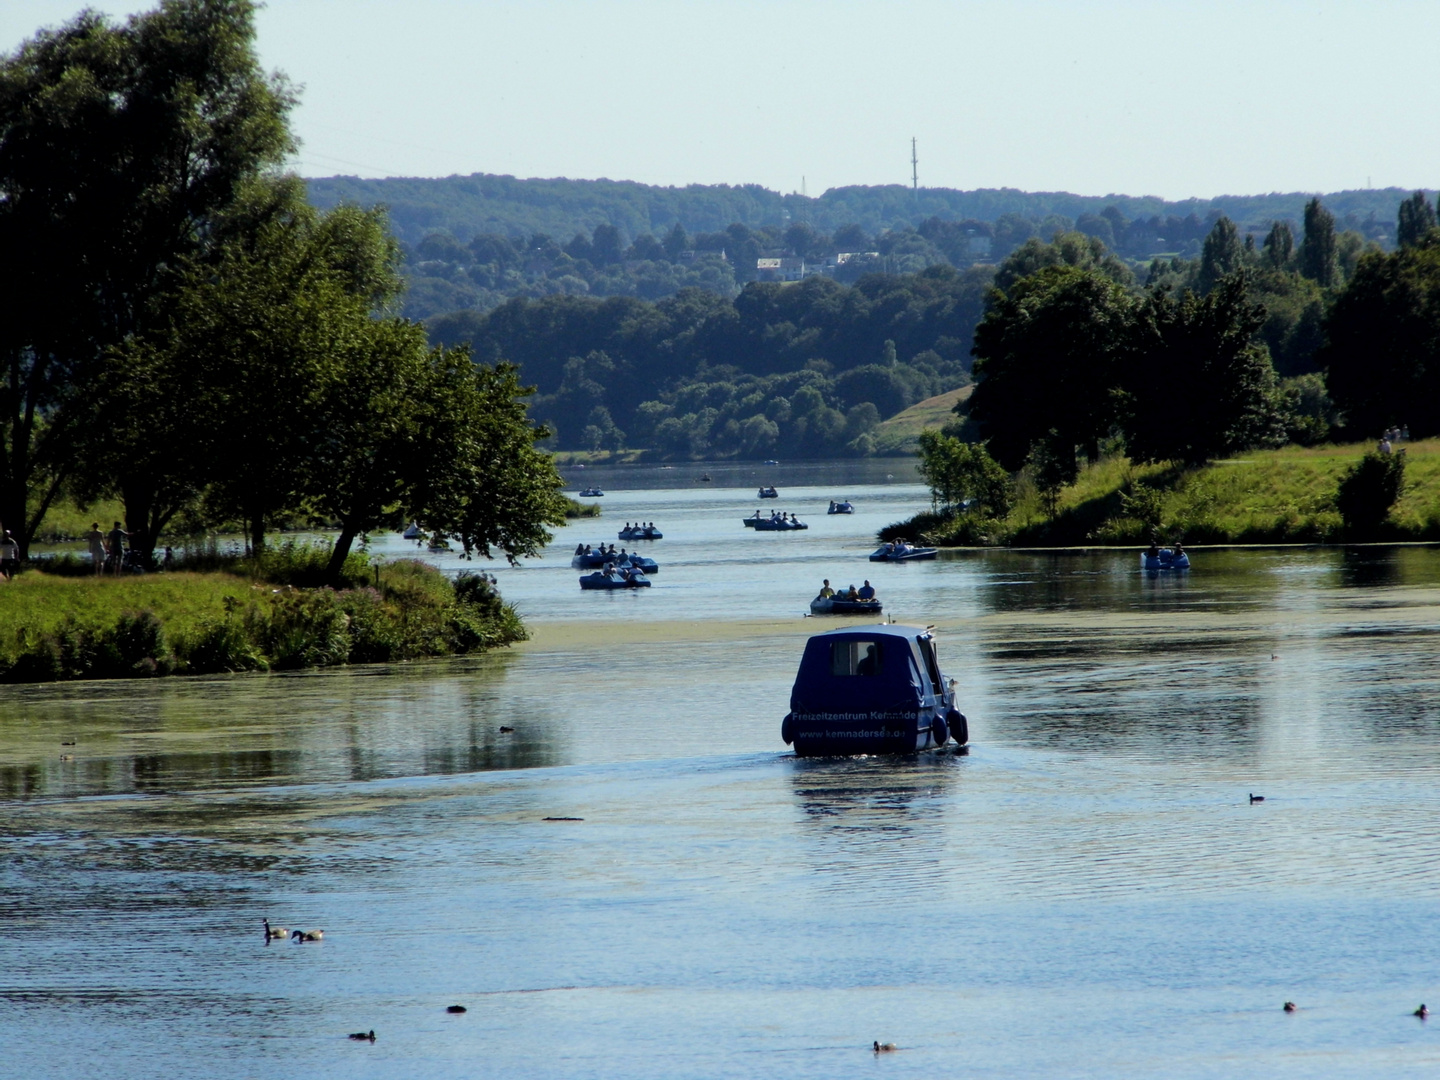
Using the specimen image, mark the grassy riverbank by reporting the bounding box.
[0,554,523,683]
[887,440,1440,547]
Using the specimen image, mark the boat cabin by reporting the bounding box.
[782,623,965,755]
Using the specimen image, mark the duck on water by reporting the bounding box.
[781,623,967,755]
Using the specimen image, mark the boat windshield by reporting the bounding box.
[831,640,882,677]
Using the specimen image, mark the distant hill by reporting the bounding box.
[306,172,1414,248]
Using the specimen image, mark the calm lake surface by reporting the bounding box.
[4,461,1440,1078]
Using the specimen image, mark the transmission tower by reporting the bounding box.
[911,137,918,192]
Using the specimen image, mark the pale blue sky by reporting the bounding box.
[5,1,1439,200]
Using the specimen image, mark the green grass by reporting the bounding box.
[893,440,1440,547]
[0,554,525,683]
[870,386,972,456]
[31,496,127,542]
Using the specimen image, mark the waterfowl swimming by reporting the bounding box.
[348,1030,375,1042]
[292,929,324,942]
[1283,1002,1297,1013]
[499,726,514,733]
[873,1041,897,1052]
[263,919,288,940]
[446,1005,467,1014]
[1416,1004,1429,1018]
[1250,794,1265,803]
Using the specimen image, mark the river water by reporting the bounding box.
[4,462,1440,1078]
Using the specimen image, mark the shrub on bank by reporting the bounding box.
[0,558,523,683]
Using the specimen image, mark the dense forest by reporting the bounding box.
[306,173,1408,321]
[424,191,1401,460]
[430,267,990,458]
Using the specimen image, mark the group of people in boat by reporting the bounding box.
[751,510,803,524]
[576,542,620,557]
[1144,540,1185,559]
[621,522,658,533]
[816,578,877,602]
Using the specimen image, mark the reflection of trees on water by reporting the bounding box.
[787,754,962,898]
[0,651,561,799]
[1338,547,1403,589]
[980,629,1267,760]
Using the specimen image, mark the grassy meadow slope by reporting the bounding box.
[871,386,973,456]
[899,441,1440,548]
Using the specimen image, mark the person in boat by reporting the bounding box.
[845,584,859,600]
[575,542,585,556]
[858,580,875,601]
[818,579,834,599]
[856,643,879,676]
[1173,541,1185,559]
[1146,540,1160,559]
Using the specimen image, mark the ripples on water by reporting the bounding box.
[4,468,1440,1078]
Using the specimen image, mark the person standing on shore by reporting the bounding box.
[83,523,106,575]
[106,521,128,574]
[0,530,17,581]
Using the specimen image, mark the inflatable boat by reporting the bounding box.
[827,500,855,514]
[578,487,604,497]
[781,623,967,756]
[579,569,651,590]
[619,524,663,540]
[869,541,938,562]
[758,486,778,498]
[754,516,808,531]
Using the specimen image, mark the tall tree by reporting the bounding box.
[1123,275,1281,465]
[969,265,1136,473]
[1396,191,1437,249]
[1321,236,1440,438]
[1262,221,1295,270]
[1298,198,1339,287]
[1198,216,1244,294]
[0,0,294,555]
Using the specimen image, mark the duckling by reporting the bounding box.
[873,1041,897,1052]
[348,1030,376,1042]
[446,1005,467,1014]
[263,919,288,940]
[1250,793,1265,803]
[292,929,324,942]
[1283,1001,1297,1013]
[1416,1004,1429,1018]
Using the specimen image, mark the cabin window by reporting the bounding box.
[831,640,882,676]
[917,635,942,694]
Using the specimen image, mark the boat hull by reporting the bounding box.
[784,710,946,756]
[579,571,651,590]
[618,528,662,541]
[869,548,937,561]
[1141,550,1191,572]
[753,520,808,531]
[572,553,658,573]
[810,597,883,615]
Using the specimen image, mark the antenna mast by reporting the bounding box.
[911,137,918,192]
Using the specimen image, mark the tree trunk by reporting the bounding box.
[123,479,155,563]
[326,521,359,587]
